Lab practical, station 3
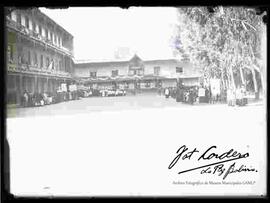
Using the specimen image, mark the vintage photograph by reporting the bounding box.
[5,6,267,197]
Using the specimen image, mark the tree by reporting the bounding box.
[173,6,266,99]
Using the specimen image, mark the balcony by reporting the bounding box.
[7,62,72,78]
[6,18,73,57]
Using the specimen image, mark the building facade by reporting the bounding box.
[6,8,74,105]
[74,55,203,91]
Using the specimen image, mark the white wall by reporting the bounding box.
[35,23,39,33]
[74,60,202,80]
[183,78,200,86]
[162,80,177,88]
[11,11,17,22]
[144,60,180,77]
[42,27,45,37]
[29,19,33,30]
[48,30,51,40]
[75,64,128,77]
[21,15,25,26]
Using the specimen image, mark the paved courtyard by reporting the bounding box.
[6,93,264,118]
[6,94,267,196]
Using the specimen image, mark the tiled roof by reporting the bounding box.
[75,56,180,67]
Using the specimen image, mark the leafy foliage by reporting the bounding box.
[173,6,266,89]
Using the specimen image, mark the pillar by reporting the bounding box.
[34,76,38,93]
[16,75,23,104]
[46,77,49,93]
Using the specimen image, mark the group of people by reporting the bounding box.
[22,91,49,107]
[227,85,247,106]
[162,84,247,106]
[164,86,198,105]
[21,89,79,107]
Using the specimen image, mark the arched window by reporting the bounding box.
[25,16,29,29]
[40,55,43,68]
[17,13,21,25]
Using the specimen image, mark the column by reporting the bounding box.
[46,77,49,92]
[34,76,38,93]
[17,75,23,104]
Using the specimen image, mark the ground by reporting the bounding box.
[6,93,267,196]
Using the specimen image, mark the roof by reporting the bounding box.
[75,55,181,67]
[37,8,73,38]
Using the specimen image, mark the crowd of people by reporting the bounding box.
[161,84,248,107]
[20,84,248,108]
[21,89,79,108]
[163,86,199,105]
[20,87,127,108]
[227,85,248,107]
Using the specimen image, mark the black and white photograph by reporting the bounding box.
[4,6,267,197]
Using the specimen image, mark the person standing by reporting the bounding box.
[189,88,194,105]
[23,90,29,107]
[165,88,170,98]
[236,87,242,106]
[176,87,183,102]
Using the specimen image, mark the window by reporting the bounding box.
[17,13,21,25]
[34,52,37,65]
[112,70,118,77]
[25,16,29,28]
[128,69,134,75]
[90,71,97,78]
[154,66,160,76]
[40,55,43,68]
[46,57,50,68]
[176,67,183,73]
[51,59,55,70]
[7,44,13,62]
[59,60,62,70]
[145,81,150,88]
[137,69,143,75]
[11,11,16,21]
[7,75,15,89]
[32,21,36,32]
[38,25,42,34]
[50,32,53,41]
[27,50,31,65]
[45,29,48,39]
[7,11,11,19]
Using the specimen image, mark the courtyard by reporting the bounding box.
[6,93,266,196]
[6,93,264,118]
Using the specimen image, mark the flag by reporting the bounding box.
[48,60,54,70]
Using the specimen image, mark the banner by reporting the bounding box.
[61,83,67,92]
[198,88,205,97]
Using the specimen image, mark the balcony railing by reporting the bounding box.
[6,18,73,56]
[7,62,72,78]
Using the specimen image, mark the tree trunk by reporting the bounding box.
[229,66,235,90]
[251,67,259,100]
[239,67,245,87]
[259,69,265,98]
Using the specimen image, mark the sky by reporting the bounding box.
[40,7,179,61]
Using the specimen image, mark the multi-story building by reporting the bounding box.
[74,54,203,90]
[5,8,203,105]
[6,8,74,105]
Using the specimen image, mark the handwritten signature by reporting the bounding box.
[168,145,258,179]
